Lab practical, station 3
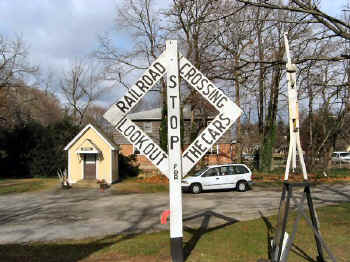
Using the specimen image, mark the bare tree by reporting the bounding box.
[60,59,107,127]
[237,0,350,41]
[0,35,38,90]
[96,0,165,94]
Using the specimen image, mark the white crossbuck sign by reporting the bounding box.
[104,41,241,260]
[104,48,242,177]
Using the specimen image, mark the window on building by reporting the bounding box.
[144,122,152,133]
[133,145,141,155]
[206,144,219,155]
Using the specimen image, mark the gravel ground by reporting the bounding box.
[0,183,349,244]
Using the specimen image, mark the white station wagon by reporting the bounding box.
[181,164,253,194]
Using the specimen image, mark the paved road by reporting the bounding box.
[0,183,349,244]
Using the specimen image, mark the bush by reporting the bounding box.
[118,154,140,180]
[0,117,79,178]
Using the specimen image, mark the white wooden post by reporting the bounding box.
[166,40,184,261]
[284,33,308,181]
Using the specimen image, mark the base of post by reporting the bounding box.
[170,237,183,262]
[270,182,336,262]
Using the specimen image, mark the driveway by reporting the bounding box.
[0,183,349,244]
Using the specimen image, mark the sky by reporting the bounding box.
[0,0,348,107]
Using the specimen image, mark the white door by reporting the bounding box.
[200,167,223,190]
[231,165,250,187]
[219,166,236,189]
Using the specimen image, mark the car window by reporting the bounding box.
[340,153,350,158]
[227,166,235,175]
[202,168,220,177]
[233,165,249,174]
[189,168,208,177]
[331,153,337,158]
[220,166,229,175]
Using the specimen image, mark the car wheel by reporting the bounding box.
[191,183,202,194]
[237,181,248,192]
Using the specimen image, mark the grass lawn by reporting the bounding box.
[0,177,169,195]
[113,181,169,194]
[1,203,349,262]
[113,177,169,194]
[0,178,58,195]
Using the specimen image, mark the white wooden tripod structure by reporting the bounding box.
[284,32,308,181]
[271,33,337,262]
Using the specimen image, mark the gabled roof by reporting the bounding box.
[128,106,216,121]
[75,139,102,154]
[64,123,117,151]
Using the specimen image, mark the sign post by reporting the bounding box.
[166,40,184,261]
[103,40,242,261]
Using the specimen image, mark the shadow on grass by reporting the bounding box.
[182,210,238,261]
[0,231,148,262]
[0,240,108,262]
[258,210,318,262]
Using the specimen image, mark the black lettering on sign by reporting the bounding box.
[116,101,128,114]
[169,75,177,88]
[135,135,148,150]
[174,169,178,180]
[201,132,213,145]
[203,83,212,96]
[208,89,218,100]
[188,144,201,159]
[170,115,177,129]
[149,68,160,80]
[179,62,191,75]
[116,117,127,132]
[149,148,161,160]
[131,88,142,99]
[185,68,196,81]
[210,90,222,105]
[124,95,136,108]
[174,164,178,180]
[183,151,195,163]
[191,73,202,85]
[170,136,179,150]
[144,143,155,154]
[194,140,207,153]
[136,80,148,93]
[217,96,227,108]
[208,127,220,141]
[219,113,231,126]
[198,78,208,91]
[124,125,135,136]
[130,130,141,142]
[142,75,153,86]
[153,62,166,74]
[129,90,137,100]
[170,96,177,108]
[213,119,226,133]
[156,153,167,165]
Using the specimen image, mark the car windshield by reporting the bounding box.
[340,153,350,158]
[189,168,208,177]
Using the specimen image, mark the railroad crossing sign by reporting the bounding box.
[104,40,242,262]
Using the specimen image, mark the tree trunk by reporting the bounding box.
[260,63,281,171]
[234,55,242,162]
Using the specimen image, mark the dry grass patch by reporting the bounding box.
[0,178,58,195]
